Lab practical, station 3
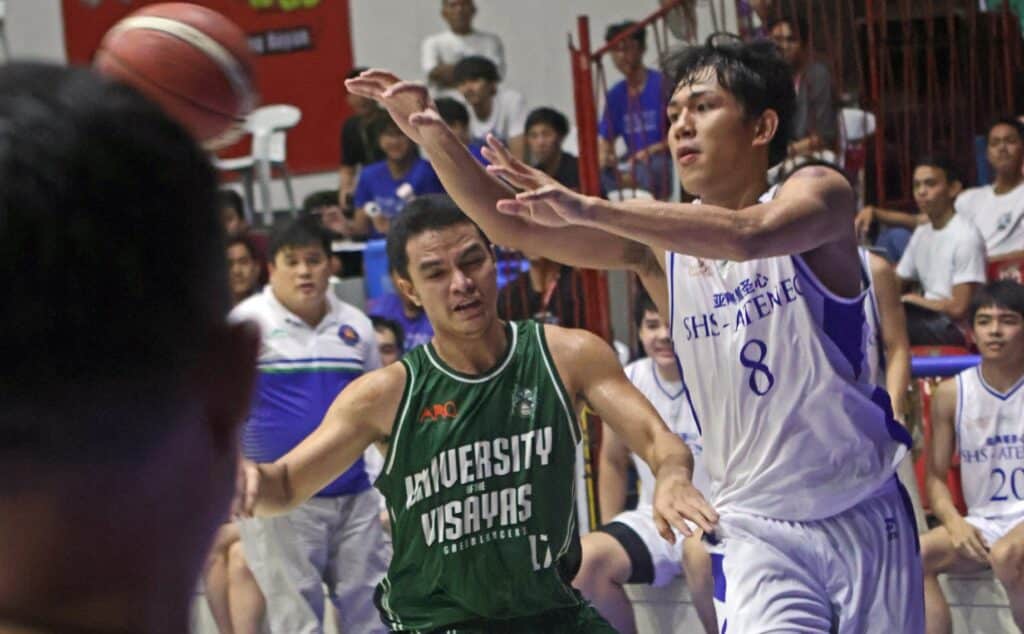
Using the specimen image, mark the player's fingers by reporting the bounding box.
[344,78,385,99]
[675,501,714,535]
[408,111,444,127]
[382,81,430,100]
[495,199,530,216]
[485,133,515,163]
[653,512,676,543]
[486,165,530,188]
[360,69,402,84]
[515,185,562,202]
[666,509,695,539]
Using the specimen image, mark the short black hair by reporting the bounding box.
[302,189,340,215]
[767,14,810,45]
[386,194,490,280]
[970,280,1024,323]
[453,56,500,84]
[227,233,261,261]
[371,315,405,353]
[633,288,659,328]
[268,216,331,262]
[987,116,1024,142]
[435,97,470,128]
[606,20,646,50]
[525,107,570,138]
[664,33,795,166]
[913,155,960,184]
[0,62,226,460]
[219,189,245,221]
[346,66,368,80]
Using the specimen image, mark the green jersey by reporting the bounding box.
[374,320,583,632]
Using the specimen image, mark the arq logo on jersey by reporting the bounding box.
[420,401,458,423]
[338,324,360,345]
[511,386,537,419]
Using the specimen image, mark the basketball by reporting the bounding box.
[94,2,256,146]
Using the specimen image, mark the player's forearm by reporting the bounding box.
[642,431,695,487]
[926,474,963,527]
[885,346,911,421]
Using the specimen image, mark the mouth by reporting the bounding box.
[453,298,483,314]
[676,147,700,166]
[297,282,316,293]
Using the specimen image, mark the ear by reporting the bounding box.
[395,275,422,307]
[950,179,964,197]
[194,320,260,453]
[751,109,780,153]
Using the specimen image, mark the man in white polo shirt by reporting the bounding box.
[422,0,505,96]
[956,118,1024,258]
[232,217,389,634]
[897,156,987,346]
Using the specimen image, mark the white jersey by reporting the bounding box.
[624,358,709,508]
[667,195,910,521]
[955,366,1024,519]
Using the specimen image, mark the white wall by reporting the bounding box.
[6,0,65,64]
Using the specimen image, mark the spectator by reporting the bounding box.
[352,118,445,239]
[598,21,671,199]
[421,0,505,95]
[956,117,1024,258]
[203,523,265,634]
[525,106,580,190]
[371,315,405,365]
[435,96,489,164]
[453,56,528,160]
[368,268,435,352]
[221,188,250,237]
[497,256,589,329]
[768,14,837,160]
[227,234,264,307]
[854,202,926,265]
[0,62,259,633]
[232,217,389,634]
[896,156,987,345]
[339,67,386,205]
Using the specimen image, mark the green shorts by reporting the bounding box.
[418,602,617,634]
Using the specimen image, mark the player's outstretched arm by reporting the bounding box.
[869,252,911,421]
[927,378,990,563]
[237,363,406,518]
[546,325,718,540]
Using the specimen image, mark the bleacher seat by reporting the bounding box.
[987,253,1024,284]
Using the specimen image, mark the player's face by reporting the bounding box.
[609,38,644,77]
[973,305,1024,362]
[987,124,1024,175]
[458,78,496,108]
[375,326,402,365]
[398,223,498,337]
[667,72,761,197]
[912,165,960,219]
[526,123,562,167]
[769,21,803,67]
[227,243,260,302]
[380,129,415,162]
[638,309,676,369]
[268,244,330,316]
[442,0,475,33]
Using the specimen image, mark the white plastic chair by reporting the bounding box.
[838,108,877,207]
[215,104,302,227]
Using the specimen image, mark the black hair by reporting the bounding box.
[435,97,470,128]
[0,62,226,460]
[219,189,245,221]
[664,33,795,166]
[987,116,1024,143]
[371,315,405,353]
[268,215,331,262]
[346,66,368,80]
[226,233,260,260]
[525,107,570,138]
[913,154,960,184]
[302,189,340,215]
[606,20,646,50]
[633,288,659,328]
[453,56,500,84]
[767,14,810,46]
[970,280,1024,323]
[386,194,490,280]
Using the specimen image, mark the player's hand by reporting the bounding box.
[232,458,262,519]
[498,184,594,227]
[344,71,434,145]
[854,205,874,242]
[947,516,989,564]
[482,134,558,193]
[652,466,718,542]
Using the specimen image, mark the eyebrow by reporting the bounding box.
[670,88,714,107]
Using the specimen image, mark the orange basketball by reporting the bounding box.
[94,2,256,146]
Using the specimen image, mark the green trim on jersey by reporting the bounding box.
[374,321,584,632]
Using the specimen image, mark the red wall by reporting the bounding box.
[62,0,354,174]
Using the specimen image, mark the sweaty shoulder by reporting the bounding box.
[779,163,856,214]
[542,324,621,399]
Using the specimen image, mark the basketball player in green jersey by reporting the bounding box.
[237,195,716,633]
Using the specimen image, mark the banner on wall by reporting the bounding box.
[62,0,354,175]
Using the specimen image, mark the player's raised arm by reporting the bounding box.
[545,325,718,540]
[239,363,406,517]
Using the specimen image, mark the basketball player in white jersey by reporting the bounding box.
[573,291,715,634]
[921,281,1024,633]
[347,32,923,633]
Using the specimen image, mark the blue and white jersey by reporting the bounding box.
[666,195,910,521]
[956,366,1024,520]
[231,286,381,497]
[624,358,708,508]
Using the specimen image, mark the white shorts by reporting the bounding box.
[965,509,1024,547]
[705,478,924,634]
[602,506,684,587]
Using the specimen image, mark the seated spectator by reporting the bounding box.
[854,202,926,264]
[422,0,505,95]
[220,189,250,237]
[768,14,837,161]
[896,156,987,345]
[339,67,386,205]
[352,119,445,239]
[497,255,589,329]
[367,268,435,351]
[453,56,527,160]
[956,117,1024,258]
[921,280,1024,634]
[203,523,265,634]
[598,21,671,199]
[525,106,580,190]
[227,234,264,307]
[371,315,405,366]
[435,96,488,164]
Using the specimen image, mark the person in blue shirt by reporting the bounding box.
[598,21,672,200]
[435,96,489,165]
[368,267,436,352]
[352,118,445,238]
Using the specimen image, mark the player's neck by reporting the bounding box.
[980,356,1024,393]
[698,169,770,211]
[431,318,509,375]
[992,170,1023,195]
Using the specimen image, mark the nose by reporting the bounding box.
[450,267,475,294]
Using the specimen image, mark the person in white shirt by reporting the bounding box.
[421,0,505,95]
[453,56,527,160]
[955,118,1024,258]
[897,156,987,345]
[920,280,1024,634]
